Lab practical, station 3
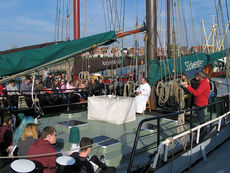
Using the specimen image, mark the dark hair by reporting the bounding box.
[198,71,208,79]
[2,112,12,126]
[142,77,147,82]
[80,137,93,151]
[9,79,15,83]
[182,73,186,76]
[25,77,31,81]
[41,126,56,138]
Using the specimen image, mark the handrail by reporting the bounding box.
[151,110,230,168]
[127,99,226,173]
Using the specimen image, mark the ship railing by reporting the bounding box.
[127,99,228,173]
[0,88,89,113]
[151,110,230,169]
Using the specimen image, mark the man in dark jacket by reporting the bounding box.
[27,126,57,173]
[71,137,116,173]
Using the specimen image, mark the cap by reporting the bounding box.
[198,71,208,79]
[11,159,35,173]
[56,156,76,166]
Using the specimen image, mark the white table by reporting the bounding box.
[88,95,136,125]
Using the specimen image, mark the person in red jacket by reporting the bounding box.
[183,71,210,136]
[27,126,57,173]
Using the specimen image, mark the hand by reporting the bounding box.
[184,83,188,88]
[136,91,141,95]
[6,145,13,152]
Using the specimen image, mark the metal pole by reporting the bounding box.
[157,118,160,146]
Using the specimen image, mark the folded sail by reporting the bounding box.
[0,31,116,76]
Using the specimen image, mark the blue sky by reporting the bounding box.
[0,0,229,51]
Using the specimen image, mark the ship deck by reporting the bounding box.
[37,109,180,172]
[187,138,230,173]
[36,101,224,173]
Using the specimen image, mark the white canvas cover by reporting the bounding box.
[88,95,136,125]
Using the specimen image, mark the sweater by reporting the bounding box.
[27,138,57,173]
[186,79,210,107]
[17,137,37,156]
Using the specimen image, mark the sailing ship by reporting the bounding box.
[0,0,230,172]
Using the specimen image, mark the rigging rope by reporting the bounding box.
[66,0,70,40]
[225,0,230,31]
[61,0,64,41]
[83,0,87,37]
[54,0,59,42]
[189,0,197,46]
[102,0,108,31]
[57,0,61,41]
[181,0,189,48]
[156,81,169,106]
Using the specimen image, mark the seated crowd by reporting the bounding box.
[0,111,116,173]
[0,70,140,110]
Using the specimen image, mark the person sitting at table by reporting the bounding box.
[135,78,151,114]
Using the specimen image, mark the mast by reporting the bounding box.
[146,0,157,110]
[146,0,157,61]
[167,0,171,58]
[73,0,80,78]
[73,0,80,39]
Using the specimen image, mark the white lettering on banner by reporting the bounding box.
[102,59,122,66]
[184,59,203,71]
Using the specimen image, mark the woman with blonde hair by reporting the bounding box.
[17,123,38,156]
[13,116,35,143]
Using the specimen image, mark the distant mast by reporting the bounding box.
[73,0,80,78]
[146,0,157,110]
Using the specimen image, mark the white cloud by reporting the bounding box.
[0,1,17,8]
[0,30,54,51]
[0,16,54,33]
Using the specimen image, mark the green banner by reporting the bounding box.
[147,48,230,86]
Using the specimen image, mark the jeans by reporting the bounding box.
[196,106,207,136]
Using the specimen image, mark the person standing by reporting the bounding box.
[208,77,217,103]
[27,126,57,173]
[180,73,192,109]
[183,71,210,136]
[6,79,19,109]
[43,68,50,82]
[20,77,32,107]
[135,78,151,114]
[190,72,200,107]
[45,73,54,88]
